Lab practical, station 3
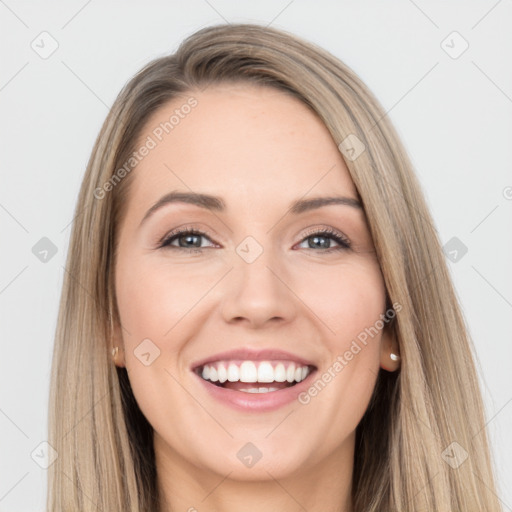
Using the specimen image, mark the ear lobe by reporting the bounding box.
[111,319,126,368]
[379,324,401,372]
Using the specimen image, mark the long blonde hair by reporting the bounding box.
[47,23,503,511]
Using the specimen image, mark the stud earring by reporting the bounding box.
[111,346,119,361]
[390,352,400,362]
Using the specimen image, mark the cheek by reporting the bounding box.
[114,258,205,431]
[291,257,387,342]
[291,257,387,410]
[288,261,386,446]
[116,251,386,356]
[115,255,220,343]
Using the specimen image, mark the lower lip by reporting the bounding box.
[193,369,317,412]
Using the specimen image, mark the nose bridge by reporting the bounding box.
[221,234,295,326]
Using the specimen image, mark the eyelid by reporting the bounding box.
[298,225,351,248]
[156,225,218,248]
[157,224,351,251]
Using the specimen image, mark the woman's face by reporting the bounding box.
[113,83,398,482]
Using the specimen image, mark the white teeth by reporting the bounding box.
[274,363,286,382]
[198,360,312,385]
[257,361,274,383]
[227,363,239,382]
[240,386,280,393]
[240,361,258,382]
[217,363,227,383]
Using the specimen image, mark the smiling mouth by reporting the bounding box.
[194,360,316,393]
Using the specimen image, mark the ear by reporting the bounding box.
[111,318,126,368]
[379,323,401,372]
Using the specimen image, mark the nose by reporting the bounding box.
[220,245,297,329]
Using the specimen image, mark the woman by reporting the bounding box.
[47,23,502,511]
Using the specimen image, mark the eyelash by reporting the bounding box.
[157,226,351,253]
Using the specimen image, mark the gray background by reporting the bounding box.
[1,1,511,510]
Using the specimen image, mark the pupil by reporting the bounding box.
[181,234,201,247]
[310,236,329,249]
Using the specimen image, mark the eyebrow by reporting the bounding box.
[139,191,362,227]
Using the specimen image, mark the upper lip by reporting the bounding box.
[190,348,317,371]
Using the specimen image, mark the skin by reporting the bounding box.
[112,83,400,512]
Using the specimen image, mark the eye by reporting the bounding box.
[157,226,351,253]
[159,227,217,252]
[296,228,351,252]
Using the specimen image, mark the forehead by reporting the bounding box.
[128,83,358,216]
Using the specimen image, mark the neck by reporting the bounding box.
[154,431,354,512]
